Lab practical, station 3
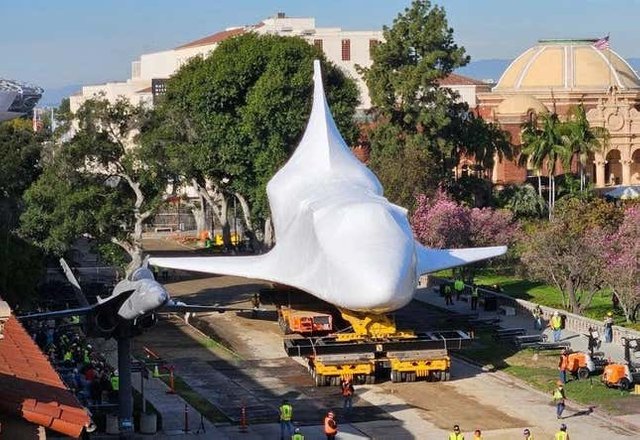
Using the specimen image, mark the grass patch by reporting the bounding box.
[461,330,636,414]
[159,374,231,424]
[197,334,242,359]
[435,269,640,330]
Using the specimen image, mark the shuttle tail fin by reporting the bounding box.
[415,244,507,276]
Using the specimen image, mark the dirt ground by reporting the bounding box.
[141,238,639,437]
[143,238,529,430]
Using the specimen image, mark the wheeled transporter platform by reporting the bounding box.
[285,311,471,386]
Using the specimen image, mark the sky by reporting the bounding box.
[1,0,639,89]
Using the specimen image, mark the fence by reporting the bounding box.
[46,266,121,285]
[429,276,640,344]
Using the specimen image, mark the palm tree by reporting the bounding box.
[559,105,609,192]
[520,113,567,217]
[498,184,547,219]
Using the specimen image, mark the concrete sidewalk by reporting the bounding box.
[415,284,640,431]
[96,338,231,439]
[415,285,627,362]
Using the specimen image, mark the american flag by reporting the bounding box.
[593,35,610,50]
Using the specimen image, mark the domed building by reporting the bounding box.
[477,39,640,187]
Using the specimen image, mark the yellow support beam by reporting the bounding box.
[337,309,416,341]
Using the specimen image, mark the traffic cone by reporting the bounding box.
[153,365,160,378]
[239,405,248,433]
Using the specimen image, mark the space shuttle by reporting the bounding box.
[150,61,506,314]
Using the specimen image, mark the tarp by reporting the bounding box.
[605,185,640,199]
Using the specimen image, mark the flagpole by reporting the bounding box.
[607,33,612,91]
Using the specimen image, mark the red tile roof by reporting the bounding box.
[438,72,490,86]
[0,315,90,438]
[176,27,246,49]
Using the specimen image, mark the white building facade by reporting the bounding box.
[70,13,383,112]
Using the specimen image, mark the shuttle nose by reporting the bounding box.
[316,202,417,312]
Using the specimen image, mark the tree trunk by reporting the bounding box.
[537,174,542,199]
[565,278,580,314]
[126,246,144,277]
[263,216,275,249]
[234,192,260,252]
[548,173,553,220]
[193,180,232,249]
[188,195,207,235]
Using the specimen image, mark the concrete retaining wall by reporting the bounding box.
[430,277,640,344]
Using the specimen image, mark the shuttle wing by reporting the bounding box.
[148,254,295,287]
[415,244,507,275]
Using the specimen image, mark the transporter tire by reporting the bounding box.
[315,373,324,387]
[619,378,632,391]
[390,370,399,383]
[366,374,375,384]
[577,367,590,380]
[443,370,451,381]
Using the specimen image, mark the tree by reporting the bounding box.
[360,1,512,209]
[560,104,608,192]
[520,198,622,313]
[0,118,45,305]
[21,97,174,274]
[412,190,519,280]
[602,206,640,322]
[520,113,567,216]
[359,0,471,208]
[495,184,547,219]
[159,33,359,248]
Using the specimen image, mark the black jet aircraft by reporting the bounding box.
[20,257,256,338]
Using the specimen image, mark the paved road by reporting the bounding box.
[141,237,640,439]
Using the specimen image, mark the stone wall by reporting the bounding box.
[430,277,640,344]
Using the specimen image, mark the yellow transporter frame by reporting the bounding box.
[310,353,376,386]
[301,310,454,386]
[388,349,450,382]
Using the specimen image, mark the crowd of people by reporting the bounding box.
[26,317,119,407]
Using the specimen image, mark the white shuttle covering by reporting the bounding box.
[150,61,506,313]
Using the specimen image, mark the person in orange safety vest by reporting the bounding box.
[340,378,354,413]
[324,411,337,440]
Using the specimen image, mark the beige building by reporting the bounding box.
[478,39,640,187]
[70,13,383,112]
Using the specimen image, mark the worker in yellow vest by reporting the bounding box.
[522,428,534,439]
[555,423,569,440]
[448,424,464,440]
[553,381,566,419]
[444,283,454,306]
[471,285,479,311]
[454,279,465,301]
[549,311,563,342]
[110,370,119,392]
[291,427,304,440]
[279,399,294,440]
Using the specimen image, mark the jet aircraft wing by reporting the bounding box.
[19,305,96,320]
[159,301,263,314]
[415,244,507,275]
